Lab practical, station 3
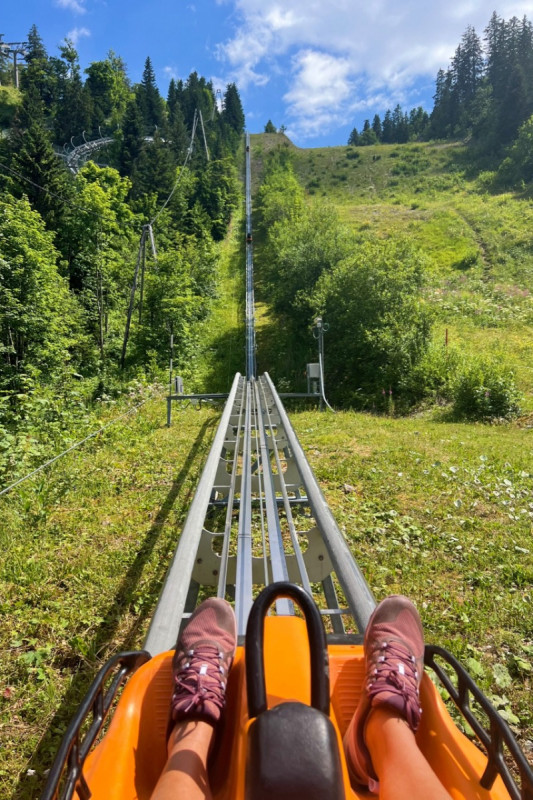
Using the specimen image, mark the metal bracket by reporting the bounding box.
[192,526,333,586]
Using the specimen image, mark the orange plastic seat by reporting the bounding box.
[77,617,511,800]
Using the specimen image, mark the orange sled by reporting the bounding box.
[42,583,533,800]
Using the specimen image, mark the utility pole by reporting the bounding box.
[121,227,148,369]
[167,324,174,427]
[313,316,330,412]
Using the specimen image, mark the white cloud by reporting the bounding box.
[164,66,179,80]
[217,0,533,140]
[283,51,353,137]
[56,0,87,14]
[66,26,90,45]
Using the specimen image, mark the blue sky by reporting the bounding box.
[3,0,533,147]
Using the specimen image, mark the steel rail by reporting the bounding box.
[235,381,254,634]
[217,383,246,598]
[251,384,271,592]
[257,377,312,597]
[144,372,242,655]
[245,133,256,379]
[253,380,292,617]
[263,372,376,632]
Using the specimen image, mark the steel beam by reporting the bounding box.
[144,373,242,654]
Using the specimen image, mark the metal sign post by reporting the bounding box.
[313,316,330,411]
[167,327,174,427]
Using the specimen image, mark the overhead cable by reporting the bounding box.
[0,390,162,499]
[149,108,200,228]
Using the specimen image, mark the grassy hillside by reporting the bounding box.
[2,136,532,798]
[251,134,533,410]
[2,400,531,796]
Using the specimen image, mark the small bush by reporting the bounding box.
[346,150,361,160]
[453,251,480,270]
[398,342,460,407]
[451,359,520,421]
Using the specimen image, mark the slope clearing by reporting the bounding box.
[251,134,533,409]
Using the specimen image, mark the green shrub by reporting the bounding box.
[399,341,460,404]
[311,237,431,408]
[346,150,361,160]
[453,251,480,270]
[0,86,22,127]
[451,359,521,421]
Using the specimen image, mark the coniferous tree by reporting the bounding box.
[136,56,164,132]
[54,40,92,143]
[118,97,144,177]
[454,26,484,105]
[167,79,179,119]
[347,127,359,145]
[360,119,378,145]
[195,157,239,240]
[21,25,57,116]
[169,103,189,164]
[409,107,429,139]
[181,71,213,130]
[222,83,245,137]
[382,110,394,143]
[429,12,533,148]
[392,105,409,143]
[372,114,383,141]
[131,130,174,201]
[9,86,69,230]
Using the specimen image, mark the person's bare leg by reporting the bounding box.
[366,707,452,800]
[150,719,214,800]
[344,595,454,798]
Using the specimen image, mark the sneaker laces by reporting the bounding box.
[367,640,422,731]
[172,644,227,717]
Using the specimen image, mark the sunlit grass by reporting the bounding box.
[290,139,533,410]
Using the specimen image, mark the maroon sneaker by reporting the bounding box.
[170,597,237,728]
[343,595,425,792]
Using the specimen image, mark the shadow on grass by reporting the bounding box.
[202,326,246,392]
[253,301,319,392]
[198,214,246,392]
[441,144,502,182]
[14,417,216,800]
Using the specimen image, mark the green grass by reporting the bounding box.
[286,138,533,410]
[190,207,245,393]
[0,398,221,799]
[2,399,532,797]
[293,409,533,751]
[3,136,533,797]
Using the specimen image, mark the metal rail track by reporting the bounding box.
[144,135,375,654]
[245,133,257,380]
